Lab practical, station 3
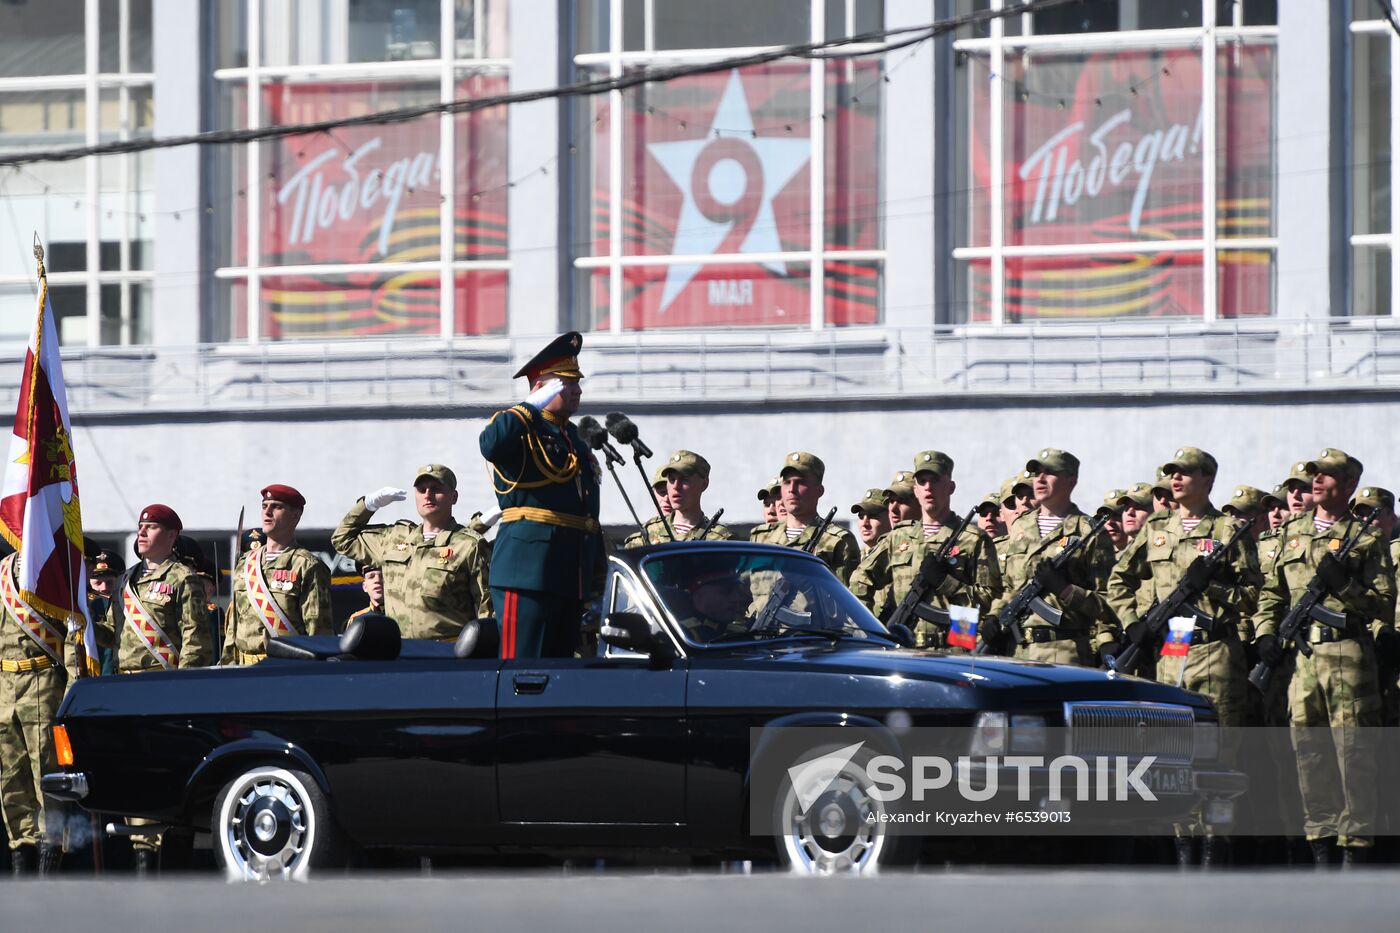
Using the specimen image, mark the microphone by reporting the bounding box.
[605,412,653,458]
[579,416,624,465]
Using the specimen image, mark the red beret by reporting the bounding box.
[138,504,182,530]
[261,484,306,509]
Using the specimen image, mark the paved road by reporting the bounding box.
[8,870,1400,933]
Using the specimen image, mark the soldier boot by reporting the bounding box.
[11,843,37,876]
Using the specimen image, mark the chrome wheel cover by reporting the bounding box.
[216,767,317,882]
[778,757,889,875]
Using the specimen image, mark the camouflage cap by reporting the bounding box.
[1001,474,1033,505]
[1272,481,1291,499]
[1159,447,1218,477]
[652,465,669,488]
[661,449,710,479]
[911,450,954,478]
[413,463,457,490]
[884,470,916,502]
[1122,482,1156,508]
[756,476,783,501]
[1280,459,1313,490]
[1025,448,1080,476]
[1223,485,1269,517]
[780,451,825,483]
[975,489,1002,513]
[1304,447,1363,482]
[851,488,888,516]
[1099,489,1129,516]
[1351,485,1396,514]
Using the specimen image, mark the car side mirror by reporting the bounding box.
[600,612,656,654]
[887,622,915,649]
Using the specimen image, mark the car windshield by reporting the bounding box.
[639,547,892,647]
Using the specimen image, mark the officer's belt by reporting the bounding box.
[501,507,600,533]
[238,650,267,665]
[0,655,54,673]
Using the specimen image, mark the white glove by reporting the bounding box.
[479,507,503,529]
[524,378,565,409]
[364,486,408,511]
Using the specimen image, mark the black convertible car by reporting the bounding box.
[44,542,1245,879]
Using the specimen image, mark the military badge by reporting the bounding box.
[897,541,911,553]
[1265,549,1276,561]
[1328,539,1342,552]
[1153,533,1167,547]
[1058,537,1069,547]
[1288,537,1300,550]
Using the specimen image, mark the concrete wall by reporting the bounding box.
[70,389,1400,535]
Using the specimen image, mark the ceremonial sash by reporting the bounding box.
[0,554,64,664]
[243,550,296,640]
[122,572,178,670]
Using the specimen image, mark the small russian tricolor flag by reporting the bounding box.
[948,605,980,650]
[1161,616,1196,657]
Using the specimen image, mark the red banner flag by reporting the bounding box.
[0,250,96,674]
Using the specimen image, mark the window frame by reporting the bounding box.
[950,0,1279,325]
[1349,13,1399,318]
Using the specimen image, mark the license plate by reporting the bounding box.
[1143,764,1194,796]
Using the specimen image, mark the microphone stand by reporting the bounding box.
[630,447,675,540]
[597,441,646,535]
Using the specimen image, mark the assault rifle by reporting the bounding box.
[1114,517,1252,674]
[752,507,838,633]
[886,508,979,637]
[975,512,1110,655]
[698,508,725,539]
[1248,512,1378,693]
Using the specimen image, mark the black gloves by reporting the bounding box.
[1098,641,1122,667]
[1375,628,1400,670]
[1254,634,1284,666]
[1033,561,1070,598]
[979,614,1002,648]
[918,551,951,590]
[1182,556,1215,593]
[1316,553,1349,597]
[1125,620,1149,646]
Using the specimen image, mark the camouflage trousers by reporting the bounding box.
[1013,632,1091,666]
[1289,638,1382,847]
[1154,636,1252,727]
[0,666,65,849]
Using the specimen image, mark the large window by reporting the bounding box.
[571,0,884,331]
[1351,2,1395,318]
[0,0,154,346]
[212,0,508,341]
[951,0,1277,324]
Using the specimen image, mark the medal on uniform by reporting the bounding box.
[1328,539,1342,552]
[897,541,910,553]
[1153,534,1167,547]
[1288,537,1300,550]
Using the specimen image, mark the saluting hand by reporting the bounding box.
[364,487,408,511]
[525,378,565,409]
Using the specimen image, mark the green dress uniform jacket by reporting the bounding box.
[220,546,333,663]
[478,403,605,600]
[331,504,491,640]
[112,558,212,673]
[847,517,1001,650]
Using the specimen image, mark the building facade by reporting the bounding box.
[0,1,1398,549]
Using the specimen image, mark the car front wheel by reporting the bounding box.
[212,765,346,881]
[771,744,916,875]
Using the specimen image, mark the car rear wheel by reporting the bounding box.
[212,765,346,882]
[772,744,916,875]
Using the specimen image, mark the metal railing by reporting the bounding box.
[7,318,1400,416]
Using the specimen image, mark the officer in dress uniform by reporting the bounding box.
[110,504,211,874]
[222,485,332,664]
[333,466,491,642]
[749,452,860,583]
[478,332,605,659]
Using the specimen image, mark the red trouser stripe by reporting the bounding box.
[502,591,516,660]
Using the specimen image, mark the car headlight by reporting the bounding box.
[969,711,1007,755]
[1194,721,1219,762]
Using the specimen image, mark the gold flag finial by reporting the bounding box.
[32,233,44,279]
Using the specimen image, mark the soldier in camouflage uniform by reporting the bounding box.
[1108,449,1260,712]
[993,450,1119,666]
[1223,485,1274,544]
[852,488,892,552]
[884,471,920,528]
[1098,491,1130,554]
[975,489,1006,540]
[110,504,212,872]
[624,466,677,547]
[1265,484,1290,531]
[628,451,733,545]
[1281,460,1316,516]
[749,453,860,583]
[1150,468,1177,514]
[332,464,492,641]
[222,485,332,665]
[0,551,68,875]
[848,451,1001,652]
[1253,450,1399,863]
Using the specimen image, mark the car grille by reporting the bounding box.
[1064,702,1195,763]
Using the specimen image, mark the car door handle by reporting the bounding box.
[512,673,550,695]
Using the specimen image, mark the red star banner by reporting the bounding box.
[0,255,96,674]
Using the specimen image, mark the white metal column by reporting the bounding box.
[246,0,263,343]
[118,0,132,344]
[808,0,826,330]
[989,0,1005,325]
[608,0,624,332]
[85,0,101,346]
[1391,18,1399,316]
[439,0,456,339]
[1201,0,1218,322]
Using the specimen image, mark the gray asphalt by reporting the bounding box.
[6,870,1400,932]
